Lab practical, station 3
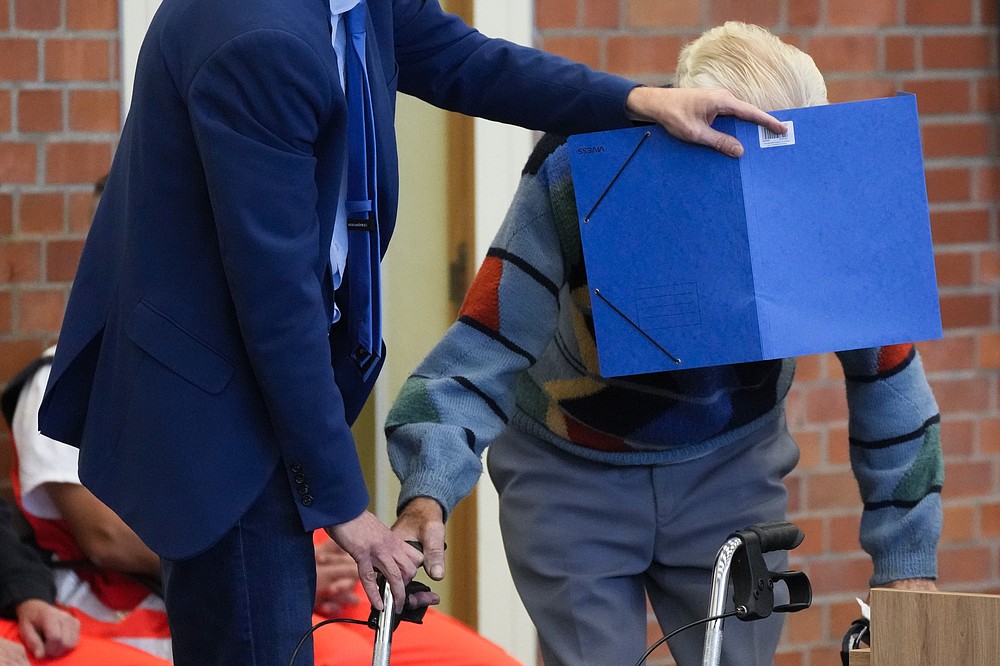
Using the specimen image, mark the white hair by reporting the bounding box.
[675,22,828,110]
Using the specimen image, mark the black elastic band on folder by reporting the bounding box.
[592,288,681,365]
[583,131,651,223]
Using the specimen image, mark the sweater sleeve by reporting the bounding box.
[0,497,55,618]
[386,151,570,516]
[836,343,942,586]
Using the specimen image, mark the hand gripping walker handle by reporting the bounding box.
[368,542,432,666]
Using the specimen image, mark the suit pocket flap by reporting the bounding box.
[126,301,234,395]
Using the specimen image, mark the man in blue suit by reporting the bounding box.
[38,0,785,663]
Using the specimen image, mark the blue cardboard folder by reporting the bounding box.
[567,93,942,377]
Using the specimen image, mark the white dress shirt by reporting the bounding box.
[329,0,362,323]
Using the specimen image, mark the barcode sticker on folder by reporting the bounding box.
[759,120,795,148]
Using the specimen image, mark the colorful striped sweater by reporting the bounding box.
[387,135,942,585]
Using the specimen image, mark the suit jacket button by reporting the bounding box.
[297,484,310,495]
[294,473,306,484]
[291,463,303,474]
[302,495,314,507]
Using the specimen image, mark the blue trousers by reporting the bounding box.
[161,463,317,665]
[487,413,799,666]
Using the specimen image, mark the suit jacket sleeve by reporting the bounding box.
[186,29,368,531]
[392,0,638,136]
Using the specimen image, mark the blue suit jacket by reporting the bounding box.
[39,0,637,560]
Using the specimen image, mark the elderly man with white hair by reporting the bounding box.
[387,22,942,666]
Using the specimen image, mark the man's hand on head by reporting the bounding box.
[625,86,786,158]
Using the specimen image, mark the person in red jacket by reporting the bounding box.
[6,349,517,665]
[0,494,169,666]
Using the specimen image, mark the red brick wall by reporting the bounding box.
[0,0,118,491]
[536,1,999,665]
[1,1,997,663]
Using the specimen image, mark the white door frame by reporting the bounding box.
[120,1,161,119]
[120,1,538,662]
[469,3,538,664]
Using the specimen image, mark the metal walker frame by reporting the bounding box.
[368,522,812,666]
[700,521,812,666]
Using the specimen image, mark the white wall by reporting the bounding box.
[120,1,161,118]
[375,95,450,522]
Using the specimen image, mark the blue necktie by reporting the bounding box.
[343,0,381,380]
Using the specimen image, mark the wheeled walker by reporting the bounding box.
[637,521,812,666]
[699,521,812,666]
[371,522,811,666]
[366,572,435,666]
[369,576,396,666]
[301,523,811,666]
[287,566,429,666]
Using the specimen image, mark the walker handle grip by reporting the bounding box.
[745,521,804,553]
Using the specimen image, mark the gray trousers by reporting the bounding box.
[486,414,799,666]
